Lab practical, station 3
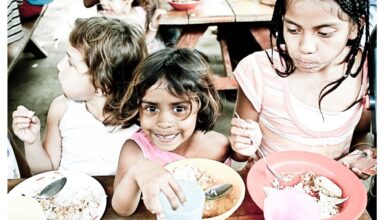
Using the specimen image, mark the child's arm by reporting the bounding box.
[145,9,166,44]
[229,87,262,162]
[112,140,144,216]
[12,96,65,174]
[112,140,186,217]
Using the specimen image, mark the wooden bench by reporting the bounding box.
[214,25,272,90]
[7,4,48,76]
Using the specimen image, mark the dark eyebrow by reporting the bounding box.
[141,100,156,105]
[141,100,190,106]
[284,17,339,29]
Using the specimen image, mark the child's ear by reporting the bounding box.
[348,23,359,40]
[348,17,364,40]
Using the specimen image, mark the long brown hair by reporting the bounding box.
[69,16,148,126]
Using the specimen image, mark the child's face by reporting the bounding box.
[57,43,96,101]
[100,0,133,15]
[139,80,199,152]
[283,0,358,73]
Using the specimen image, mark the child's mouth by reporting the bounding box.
[154,133,178,143]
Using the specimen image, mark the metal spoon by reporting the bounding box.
[204,183,233,200]
[233,112,300,187]
[37,177,67,199]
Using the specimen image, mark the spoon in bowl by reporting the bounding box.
[37,177,67,199]
[233,112,300,187]
[204,183,233,200]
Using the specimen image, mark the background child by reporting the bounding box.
[111,48,230,216]
[11,16,148,176]
[229,0,374,178]
[85,0,167,53]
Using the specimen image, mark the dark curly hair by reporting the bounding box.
[267,0,370,112]
[118,47,222,132]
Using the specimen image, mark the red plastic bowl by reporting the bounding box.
[168,0,200,11]
[247,151,367,220]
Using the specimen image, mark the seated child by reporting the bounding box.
[111,48,230,216]
[11,16,148,176]
[94,0,166,53]
[229,0,375,180]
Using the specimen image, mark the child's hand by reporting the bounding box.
[339,148,377,180]
[133,158,186,217]
[229,117,262,156]
[12,105,41,144]
[149,9,166,30]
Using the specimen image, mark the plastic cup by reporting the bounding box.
[158,180,205,220]
[264,189,321,220]
[8,196,46,220]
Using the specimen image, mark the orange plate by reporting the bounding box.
[247,151,367,220]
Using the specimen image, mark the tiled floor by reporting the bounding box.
[7,0,235,149]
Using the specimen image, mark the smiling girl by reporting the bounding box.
[112,48,229,216]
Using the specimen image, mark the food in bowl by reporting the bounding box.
[170,162,239,218]
[247,151,367,220]
[34,188,102,220]
[8,171,107,220]
[263,171,348,219]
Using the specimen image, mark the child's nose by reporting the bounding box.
[157,111,174,128]
[299,34,317,54]
[57,57,67,72]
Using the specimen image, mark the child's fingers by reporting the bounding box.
[159,184,181,211]
[230,135,252,149]
[12,118,33,130]
[230,126,251,138]
[168,178,187,205]
[13,106,34,119]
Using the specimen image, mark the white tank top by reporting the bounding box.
[58,100,139,176]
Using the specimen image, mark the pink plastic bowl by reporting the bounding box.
[167,0,200,11]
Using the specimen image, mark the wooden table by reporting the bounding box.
[158,0,274,90]
[8,172,372,220]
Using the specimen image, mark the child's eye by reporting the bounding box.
[317,31,334,38]
[145,105,158,112]
[286,28,300,34]
[317,27,335,38]
[173,105,186,113]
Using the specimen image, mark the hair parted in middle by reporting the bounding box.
[118,47,222,132]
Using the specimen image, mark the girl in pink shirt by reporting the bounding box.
[112,48,230,217]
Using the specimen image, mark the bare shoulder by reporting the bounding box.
[118,139,144,167]
[194,131,230,162]
[121,139,143,156]
[47,95,68,124]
